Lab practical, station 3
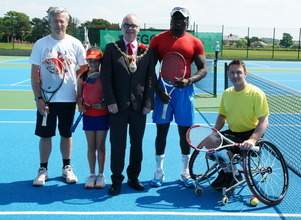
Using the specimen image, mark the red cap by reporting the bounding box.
[86,50,102,59]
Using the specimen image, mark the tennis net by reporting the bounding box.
[192,59,217,97]
[224,62,301,177]
[155,59,217,97]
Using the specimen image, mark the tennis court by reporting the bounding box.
[0,56,300,219]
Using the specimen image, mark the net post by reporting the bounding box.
[224,62,228,89]
[213,59,217,97]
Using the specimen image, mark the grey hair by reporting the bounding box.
[47,7,70,22]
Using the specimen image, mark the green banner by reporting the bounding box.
[99,30,222,52]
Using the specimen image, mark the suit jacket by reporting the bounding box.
[102,40,156,112]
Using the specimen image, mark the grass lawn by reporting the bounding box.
[1,42,301,59]
[0,43,33,50]
[222,49,301,59]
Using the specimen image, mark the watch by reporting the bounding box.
[34,96,43,101]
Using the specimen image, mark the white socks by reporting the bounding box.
[155,154,164,171]
[181,154,190,173]
[155,154,192,174]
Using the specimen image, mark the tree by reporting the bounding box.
[236,38,248,47]
[3,11,31,42]
[0,18,8,42]
[83,19,119,29]
[31,17,50,41]
[279,33,293,48]
[250,36,261,47]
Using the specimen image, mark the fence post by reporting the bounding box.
[246,27,249,58]
[272,28,275,59]
[298,28,301,60]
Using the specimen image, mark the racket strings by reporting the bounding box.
[198,133,222,149]
[188,126,222,150]
[82,73,103,105]
[161,55,186,83]
[42,58,65,75]
[40,59,65,93]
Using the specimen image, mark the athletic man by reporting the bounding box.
[150,6,207,188]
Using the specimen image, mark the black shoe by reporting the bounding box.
[224,172,243,189]
[109,182,121,195]
[127,179,144,191]
[210,170,227,189]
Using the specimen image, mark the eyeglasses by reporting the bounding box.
[122,23,139,29]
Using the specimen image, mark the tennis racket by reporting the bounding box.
[70,72,104,132]
[40,57,66,126]
[186,125,259,152]
[160,52,186,119]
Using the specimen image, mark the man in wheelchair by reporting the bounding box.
[211,59,269,190]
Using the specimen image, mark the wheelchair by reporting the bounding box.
[188,138,289,206]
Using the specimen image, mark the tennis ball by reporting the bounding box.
[250,197,259,206]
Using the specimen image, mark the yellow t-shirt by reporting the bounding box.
[219,84,269,132]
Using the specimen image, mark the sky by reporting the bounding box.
[1,0,301,39]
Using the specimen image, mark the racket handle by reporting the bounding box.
[42,111,48,126]
[161,104,168,119]
[70,113,83,133]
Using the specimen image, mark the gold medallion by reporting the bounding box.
[129,61,137,73]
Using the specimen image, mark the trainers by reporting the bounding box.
[62,165,78,184]
[151,169,165,187]
[95,174,106,189]
[33,167,48,186]
[224,172,243,189]
[85,175,96,189]
[180,170,195,188]
[210,170,227,189]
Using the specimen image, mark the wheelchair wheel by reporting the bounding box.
[243,139,289,206]
[189,149,219,181]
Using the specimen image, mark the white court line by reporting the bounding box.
[246,61,271,68]
[0,58,29,64]
[0,211,300,218]
[11,79,30,86]
[0,121,35,123]
[2,122,299,127]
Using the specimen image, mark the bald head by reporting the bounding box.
[121,14,140,42]
[122,14,140,27]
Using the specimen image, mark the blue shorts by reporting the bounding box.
[152,82,194,126]
[35,102,76,138]
[83,115,109,131]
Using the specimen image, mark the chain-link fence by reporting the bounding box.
[75,24,300,59]
[4,23,300,60]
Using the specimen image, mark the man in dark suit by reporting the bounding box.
[102,14,156,195]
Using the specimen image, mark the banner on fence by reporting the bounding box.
[99,30,222,52]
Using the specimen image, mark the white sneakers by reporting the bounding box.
[180,169,195,188]
[62,165,78,184]
[95,175,106,188]
[85,174,106,189]
[33,167,48,186]
[33,165,78,186]
[151,169,165,187]
[151,169,195,188]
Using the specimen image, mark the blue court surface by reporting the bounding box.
[0,57,300,219]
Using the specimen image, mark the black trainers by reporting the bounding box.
[224,172,243,189]
[210,170,227,189]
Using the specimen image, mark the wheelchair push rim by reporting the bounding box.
[243,139,289,206]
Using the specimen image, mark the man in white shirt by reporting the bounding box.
[30,7,88,187]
